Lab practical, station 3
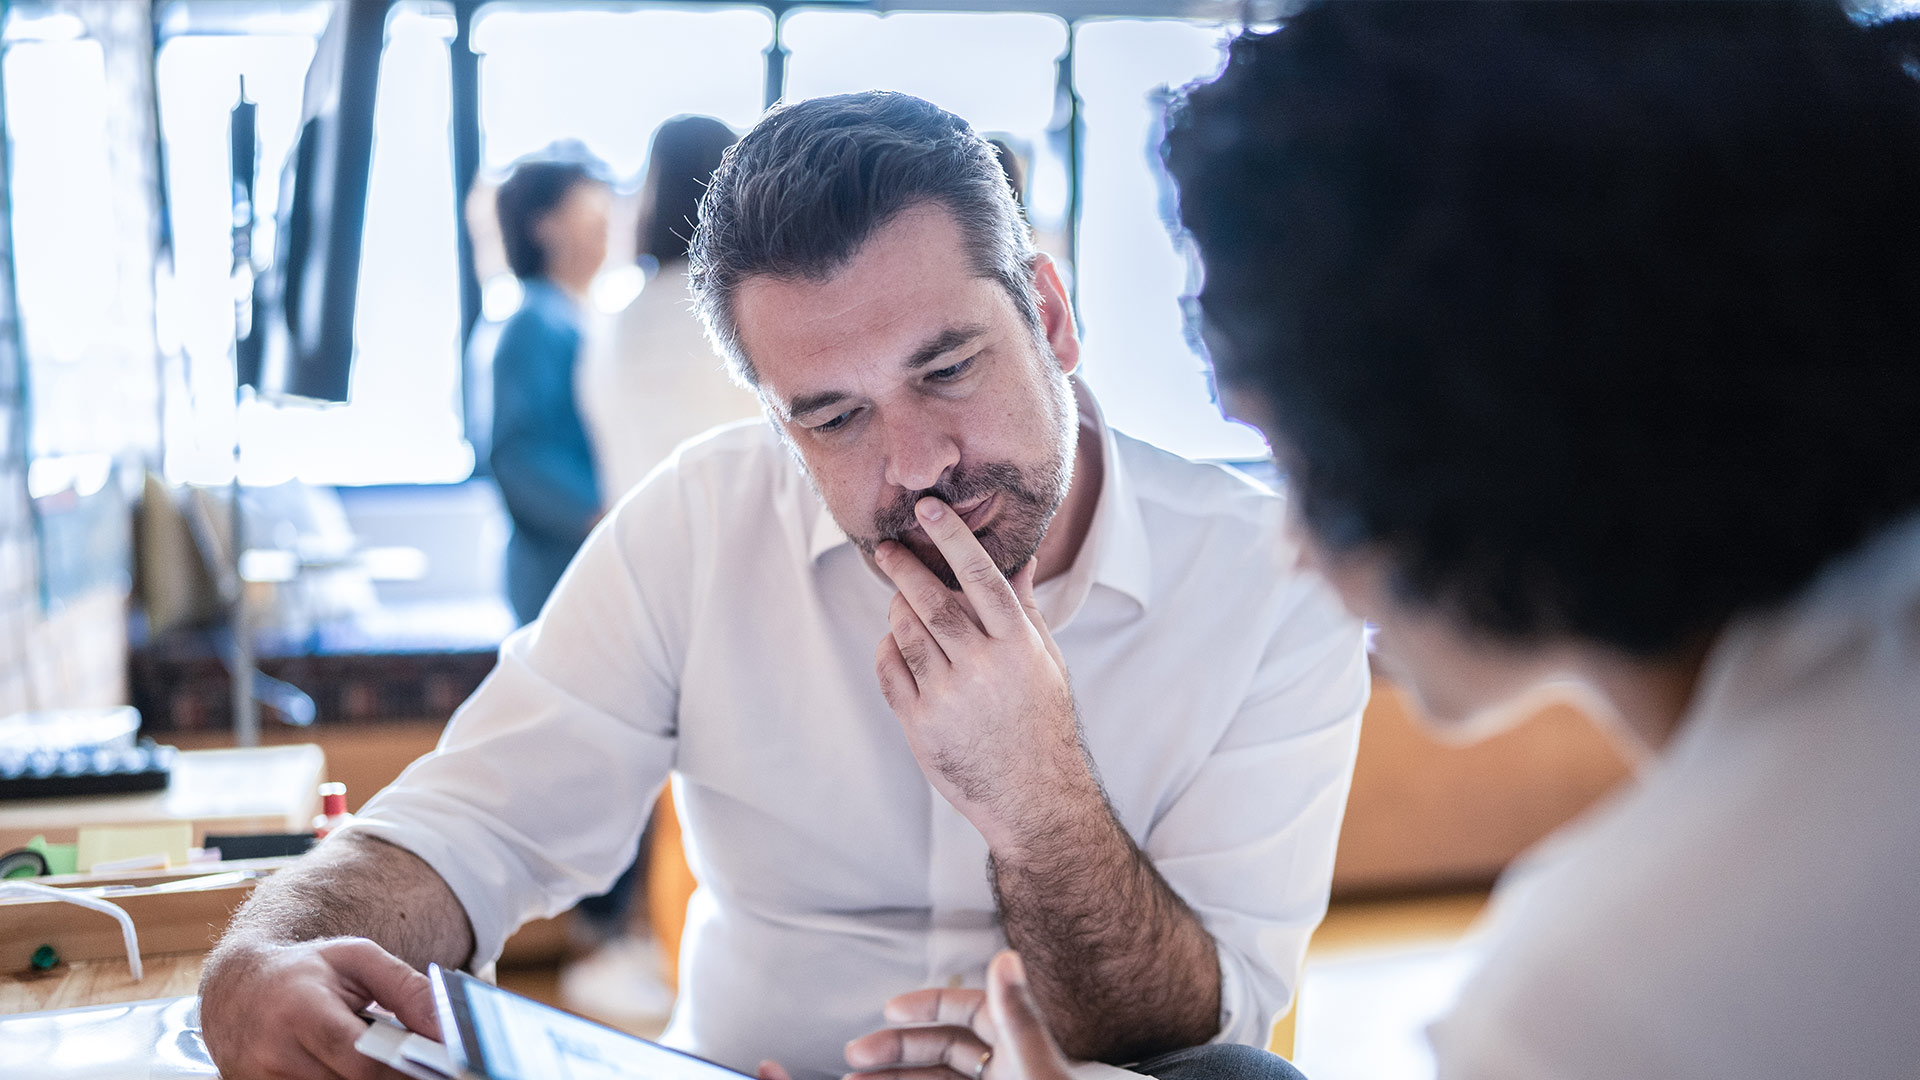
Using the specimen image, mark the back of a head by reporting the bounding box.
[689,91,1039,384]
[636,115,738,266]
[1165,1,1920,656]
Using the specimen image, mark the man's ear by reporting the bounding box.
[1031,254,1081,377]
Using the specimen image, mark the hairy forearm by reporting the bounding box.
[989,793,1221,1064]
[211,832,475,972]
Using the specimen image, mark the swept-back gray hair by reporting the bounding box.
[689,91,1039,386]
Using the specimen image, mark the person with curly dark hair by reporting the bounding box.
[896,4,1920,1080]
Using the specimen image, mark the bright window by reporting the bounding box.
[155,31,316,482]
[781,9,1071,244]
[3,38,116,383]
[1074,18,1267,462]
[472,5,773,179]
[156,5,467,487]
[782,10,1067,135]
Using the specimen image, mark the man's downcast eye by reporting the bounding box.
[813,409,856,433]
[929,356,976,381]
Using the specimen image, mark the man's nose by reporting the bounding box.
[881,416,960,493]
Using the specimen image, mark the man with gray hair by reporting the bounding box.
[198,91,1363,1080]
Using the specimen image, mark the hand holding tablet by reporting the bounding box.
[357,964,755,1080]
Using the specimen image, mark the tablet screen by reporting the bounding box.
[433,965,751,1080]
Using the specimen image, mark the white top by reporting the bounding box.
[347,396,1368,1078]
[1429,512,1920,1079]
[578,262,764,502]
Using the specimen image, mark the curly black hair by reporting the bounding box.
[1164,1,1920,655]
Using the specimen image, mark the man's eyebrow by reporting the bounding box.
[904,324,989,371]
[784,389,850,422]
[781,324,991,421]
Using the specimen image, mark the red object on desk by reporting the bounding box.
[312,782,350,837]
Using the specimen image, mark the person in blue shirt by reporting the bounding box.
[489,157,613,626]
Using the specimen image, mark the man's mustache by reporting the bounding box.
[873,463,1036,539]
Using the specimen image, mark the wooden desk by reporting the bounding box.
[0,954,205,1015]
[0,744,326,851]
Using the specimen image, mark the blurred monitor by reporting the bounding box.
[240,0,391,404]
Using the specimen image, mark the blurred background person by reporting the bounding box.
[581,115,762,505]
[489,152,613,627]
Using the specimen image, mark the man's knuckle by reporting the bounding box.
[928,601,973,639]
[913,580,950,612]
[899,641,931,676]
[962,558,1000,588]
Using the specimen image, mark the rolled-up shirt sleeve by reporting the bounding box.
[1143,570,1369,1046]
[340,472,694,970]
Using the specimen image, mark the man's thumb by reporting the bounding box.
[987,950,1052,1061]
[342,942,441,1039]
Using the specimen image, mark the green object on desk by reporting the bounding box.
[28,835,79,876]
[31,945,59,971]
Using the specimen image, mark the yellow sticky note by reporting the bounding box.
[75,822,194,873]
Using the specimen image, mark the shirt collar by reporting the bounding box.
[804,379,1154,624]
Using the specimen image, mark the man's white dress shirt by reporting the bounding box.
[348,391,1368,1077]
[1429,511,1920,1079]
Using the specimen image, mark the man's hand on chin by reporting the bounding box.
[843,951,1075,1080]
[873,497,1102,850]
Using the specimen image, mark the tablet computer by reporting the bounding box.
[429,963,756,1080]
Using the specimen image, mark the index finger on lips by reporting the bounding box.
[913,499,1026,638]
